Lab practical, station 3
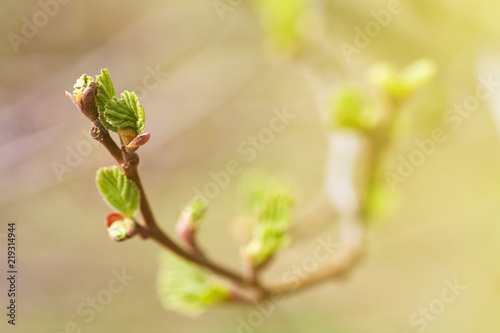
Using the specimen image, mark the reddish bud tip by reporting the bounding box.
[127,132,150,148]
[106,212,125,228]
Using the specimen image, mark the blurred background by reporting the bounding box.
[2,0,500,332]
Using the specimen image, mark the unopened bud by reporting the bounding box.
[67,74,99,122]
[127,132,150,149]
[117,127,137,146]
[176,199,207,247]
[106,212,136,242]
[73,74,94,102]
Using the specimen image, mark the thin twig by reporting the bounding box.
[66,85,254,290]
[66,80,370,302]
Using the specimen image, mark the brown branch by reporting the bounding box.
[65,89,123,163]
[120,153,247,285]
[67,82,364,302]
[65,79,379,304]
[66,79,359,299]
[66,85,256,291]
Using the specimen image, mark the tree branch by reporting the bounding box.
[66,86,256,291]
[65,78,382,304]
[268,218,363,296]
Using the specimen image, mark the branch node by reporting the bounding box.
[90,122,106,141]
[122,151,139,170]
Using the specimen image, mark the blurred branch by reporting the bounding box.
[270,217,363,296]
[264,131,366,296]
[265,89,406,296]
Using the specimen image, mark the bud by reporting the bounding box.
[127,132,150,149]
[176,199,207,247]
[106,212,136,242]
[117,127,138,146]
[73,74,94,102]
[66,75,100,122]
[80,83,99,121]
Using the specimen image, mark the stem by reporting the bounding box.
[65,90,123,163]
[262,132,365,295]
[65,79,385,303]
[121,154,247,285]
[261,96,403,297]
[258,72,402,297]
[91,122,123,163]
[361,98,401,218]
[265,215,363,297]
[66,87,255,291]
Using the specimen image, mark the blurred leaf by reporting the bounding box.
[183,198,207,227]
[401,59,437,93]
[95,69,117,130]
[368,59,437,101]
[96,167,140,219]
[102,91,145,135]
[365,180,398,220]
[157,253,230,316]
[368,63,402,98]
[176,199,208,245]
[243,176,294,267]
[251,0,308,53]
[327,86,375,132]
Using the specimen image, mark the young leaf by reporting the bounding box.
[102,91,145,135]
[183,199,207,227]
[176,199,207,247]
[157,253,230,316]
[95,69,117,131]
[96,167,140,218]
[95,69,116,111]
[243,176,294,267]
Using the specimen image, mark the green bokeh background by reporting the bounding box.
[2,0,500,332]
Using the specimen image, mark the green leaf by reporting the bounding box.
[243,175,294,267]
[102,91,145,134]
[96,167,140,218]
[95,69,146,137]
[95,69,116,131]
[400,59,437,93]
[157,253,230,316]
